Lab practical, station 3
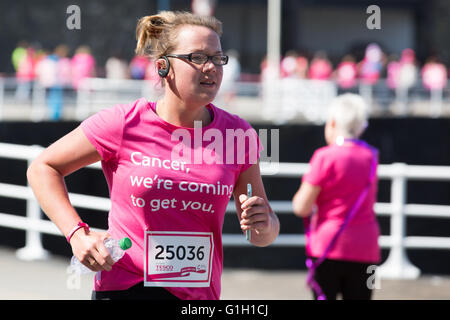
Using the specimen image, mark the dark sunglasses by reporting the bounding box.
[165,53,229,66]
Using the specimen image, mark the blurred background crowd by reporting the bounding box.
[12,42,155,99]
[266,45,446,93]
[11,40,448,94]
[8,39,449,121]
[2,0,450,122]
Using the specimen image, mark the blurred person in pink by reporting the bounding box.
[358,43,383,85]
[308,51,332,80]
[392,48,418,114]
[11,41,28,73]
[336,54,357,89]
[280,50,309,79]
[292,93,380,300]
[52,45,72,119]
[397,48,418,90]
[105,52,129,80]
[56,45,72,88]
[129,54,149,80]
[35,45,72,120]
[422,55,447,116]
[296,54,308,79]
[15,45,36,101]
[35,49,55,89]
[421,56,447,91]
[386,54,400,90]
[71,45,96,89]
[281,51,299,78]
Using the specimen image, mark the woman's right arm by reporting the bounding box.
[26,126,114,271]
[292,181,321,218]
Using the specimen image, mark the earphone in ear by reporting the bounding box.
[158,56,170,78]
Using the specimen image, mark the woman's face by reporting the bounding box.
[164,25,223,106]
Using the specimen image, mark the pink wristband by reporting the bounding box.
[66,222,89,243]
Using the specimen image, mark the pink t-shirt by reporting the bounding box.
[81,98,260,299]
[302,142,380,263]
[308,59,332,80]
[421,62,447,90]
[71,53,95,89]
[336,62,357,89]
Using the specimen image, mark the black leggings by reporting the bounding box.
[92,282,180,300]
[312,258,375,300]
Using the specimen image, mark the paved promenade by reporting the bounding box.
[1,246,449,300]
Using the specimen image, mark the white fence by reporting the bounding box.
[1,142,450,279]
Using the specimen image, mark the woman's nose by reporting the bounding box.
[202,59,217,73]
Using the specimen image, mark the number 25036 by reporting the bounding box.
[154,245,205,261]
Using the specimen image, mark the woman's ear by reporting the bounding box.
[329,118,336,129]
[324,118,336,145]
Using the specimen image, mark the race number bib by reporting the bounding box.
[144,231,214,287]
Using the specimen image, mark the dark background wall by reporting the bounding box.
[2,0,450,75]
[0,0,157,75]
[1,118,450,274]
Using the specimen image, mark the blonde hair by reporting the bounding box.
[328,93,369,138]
[135,11,223,60]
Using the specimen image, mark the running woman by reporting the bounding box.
[27,11,279,300]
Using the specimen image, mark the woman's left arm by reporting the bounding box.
[233,162,280,247]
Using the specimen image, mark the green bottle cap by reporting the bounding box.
[119,237,132,250]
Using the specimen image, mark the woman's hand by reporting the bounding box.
[70,229,115,272]
[239,193,274,238]
[234,163,280,247]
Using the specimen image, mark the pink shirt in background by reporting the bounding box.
[71,53,95,89]
[302,142,381,263]
[16,48,35,82]
[421,62,447,90]
[336,61,357,89]
[308,59,332,80]
[81,98,260,299]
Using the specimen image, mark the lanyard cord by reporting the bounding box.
[304,139,378,300]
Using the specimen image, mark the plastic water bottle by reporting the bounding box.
[70,237,132,274]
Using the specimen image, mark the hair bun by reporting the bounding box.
[135,11,222,59]
[147,15,166,37]
[136,15,164,55]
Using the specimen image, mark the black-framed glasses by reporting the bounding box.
[165,53,229,66]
